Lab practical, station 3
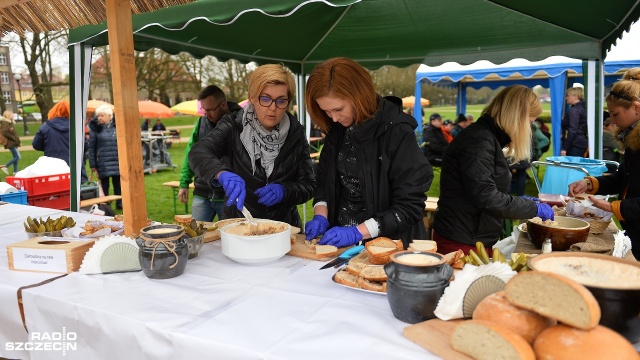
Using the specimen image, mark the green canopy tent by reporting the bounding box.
[67,0,640,210]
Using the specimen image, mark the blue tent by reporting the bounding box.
[414,57,640,158]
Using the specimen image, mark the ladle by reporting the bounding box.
[241,207,259,234]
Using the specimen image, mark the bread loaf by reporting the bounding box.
[472,291,556,344]
[365,237,398,265]
[408,240,437,252]
[533,325,640,360]
[505,271,600,330]
[451,320,535,360]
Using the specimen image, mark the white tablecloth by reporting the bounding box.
[0,203,109,360]
[20,235,438,359]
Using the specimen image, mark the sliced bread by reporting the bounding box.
[315,244,338,258]
[334,270,360,288]
[408,240,437,252]
[357,277,386,293]
[505,271,601,330]
[360,265,388,282]
[346,261,368,276]
[365,237,398,265]
[451,320,535,360]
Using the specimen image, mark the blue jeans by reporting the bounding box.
[191,196,226,222]
[5,147,20,173]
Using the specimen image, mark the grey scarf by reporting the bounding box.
[240,103,290,177]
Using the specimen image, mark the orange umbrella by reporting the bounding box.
[87,99,114,113]
[138,100,174,118]
[401,96,430,107]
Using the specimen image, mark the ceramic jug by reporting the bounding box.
[384,251,453,324]
[136,224,189,279]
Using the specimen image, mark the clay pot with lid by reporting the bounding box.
[136,224,189,279]
[384,251,452,324]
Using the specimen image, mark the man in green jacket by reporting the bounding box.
[178,85,241,221]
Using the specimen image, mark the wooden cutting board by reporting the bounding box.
[403,319,472,360]
[286,234,351,261]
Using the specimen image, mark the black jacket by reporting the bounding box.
[88,117,120,177]
[32,117,70,164]
[188,109,315,228]
[315,97,433,247]
[422,123,448,165]
[561,100,588,152]
[594,122,640,258]
[433,115,537,247]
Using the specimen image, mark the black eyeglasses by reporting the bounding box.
[201,101,225,114]
[258,96,289,109]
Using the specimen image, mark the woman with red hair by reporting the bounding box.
[32,100,71,164]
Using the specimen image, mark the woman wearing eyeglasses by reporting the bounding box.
[189,64,315,227]
[304,57,433,248]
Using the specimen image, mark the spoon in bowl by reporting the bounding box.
[241,207,258,234]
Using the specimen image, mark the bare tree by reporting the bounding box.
[198,57,251,102]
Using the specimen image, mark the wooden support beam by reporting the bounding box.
[105,0,148,236]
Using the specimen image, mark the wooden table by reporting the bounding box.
[79,195,123,208]
[423,197,438,238]
[309,136,323,152]
[162,181,195,215]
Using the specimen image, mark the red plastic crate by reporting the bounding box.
[27,190,70,210]
[6,173,70,197]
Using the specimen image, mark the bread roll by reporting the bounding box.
[451,320,535,360]
[534,325,640,360]
[472,291,556,344]
[505,271,600,330]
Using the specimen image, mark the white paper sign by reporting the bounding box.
[11,248,68,273]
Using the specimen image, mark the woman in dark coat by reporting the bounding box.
[569,68,640,259]
[560,86,588,157]
[304,57,433,248]
[33,100,70,164]
[433,85,554,254]
[88,104,122,209]
[189,64,315,228]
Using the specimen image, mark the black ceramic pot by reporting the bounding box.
[384,251,453,324]
[137,224,189,279]
[586,285,640,343]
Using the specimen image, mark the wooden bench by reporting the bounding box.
[80,195,123,208]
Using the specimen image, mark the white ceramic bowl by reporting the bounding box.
[220,219,291,265]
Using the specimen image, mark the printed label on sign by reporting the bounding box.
[12,248,67,273]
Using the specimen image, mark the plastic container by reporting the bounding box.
[538,157,607,195]
[6,173,70,196]
[27,190,71,210]
[0,190,28,205]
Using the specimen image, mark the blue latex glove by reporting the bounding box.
[521,195,540,203]
[255,183,285,206]
[217,172,246,211]
[305,215,330,240]
[536,203,555,221]
[318,226,363,247]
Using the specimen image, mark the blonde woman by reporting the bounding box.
[569,68,640,259]
[560,86,587,156]
[432,85,554,254]
[0,110,20,174]
[189,64,315,227]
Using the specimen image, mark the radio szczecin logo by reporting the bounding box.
[5,327,77,355]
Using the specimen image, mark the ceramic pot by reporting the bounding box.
[137,224,189,279]
[384,251,452,324]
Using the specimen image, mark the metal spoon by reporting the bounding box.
[241,207,258,234]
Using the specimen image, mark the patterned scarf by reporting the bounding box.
[240,103,289,177]
[617,120,639,143]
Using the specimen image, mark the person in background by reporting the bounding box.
[88,104,122,209]
[441,119,454,143]
[531,120,549,160]
[152,119,166,132]
[533,118,551,155]
[466,114,474,124]
[452,113,469,137]
[560,87,588,157]
[304,57,433,248]
[602,113,623,163]
[0,110,21,174]
[433,85,554,254]
[189,64,315,227]
[568,68,640,259]
[141,118,151,131]
[422,112,448,166]
[178,85,242,222]
[33,100,70,164]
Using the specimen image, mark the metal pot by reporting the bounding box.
[220,219,291,265]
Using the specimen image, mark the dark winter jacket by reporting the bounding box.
[316,97,433,247]
[561,100,588,152]
[433,115,538,248]
[88,117,120,177]
[591,121,640,259]
[422,123,448,165]
[0,116,20,149]
[188,109,315,228]
[179,101,242,200]
[32,116,70,164]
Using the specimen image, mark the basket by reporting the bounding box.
[587,219,612,235]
